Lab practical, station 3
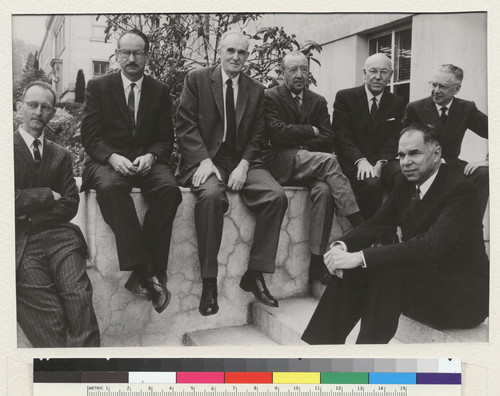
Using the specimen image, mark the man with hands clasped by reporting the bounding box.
[302,124,489,344]
[81,30,182,314]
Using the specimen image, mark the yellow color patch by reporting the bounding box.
[273,372,320,383]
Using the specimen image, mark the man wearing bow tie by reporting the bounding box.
[332,53,405,221]
[302,124,489,344]
[404,64,488,217]
[15,81,100,347]
[81,30,182,314]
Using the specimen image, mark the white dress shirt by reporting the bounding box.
[19,127,44,159]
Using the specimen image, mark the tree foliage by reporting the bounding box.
[99,13,322,102]
[13,51,50,106]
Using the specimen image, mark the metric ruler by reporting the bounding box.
[33,358,461,396]
[34,383,460,396]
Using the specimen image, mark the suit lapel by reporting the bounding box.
[299,89,313,122]
[444,98,461,137]
[111,73,134,131]
[357,86,374,132]
[235,73,249,130]
[37,138,55,187]
[423,97,443,131]
[211,65,224,120]
[278,84,300,119]
[136,75,154,130]
[14,131,38,180]
[405,167,446,236]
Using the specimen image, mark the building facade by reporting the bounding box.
[38,15,115,102]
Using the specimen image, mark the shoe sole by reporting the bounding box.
[124,283,152,301]
[153,290,171,314]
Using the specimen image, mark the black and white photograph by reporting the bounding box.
[11,12,490,350]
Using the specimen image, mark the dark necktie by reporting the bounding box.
[294,95,302,115]
[33,139,42,168]
[225,79,236,150]
[440,106,448,126]
[370,97,378,120]
[410,186,421,212]
[128,82,136,128]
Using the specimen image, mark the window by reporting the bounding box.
[92,18,108,41]
[368,24,412,103]
[93,61,109,77]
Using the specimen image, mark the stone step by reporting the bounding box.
[184,324,278,346]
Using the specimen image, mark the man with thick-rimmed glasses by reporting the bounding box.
[81,29,181,314]
[404,64,489,217]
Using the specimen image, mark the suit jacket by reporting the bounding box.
[175,65,265,185]
[404,96,488,164]
[80,72,174,189]
[340,165,489,278]
[14,131,85,267]
[263,84,334,183]
[333,85,405,169]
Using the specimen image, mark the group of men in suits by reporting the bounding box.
[15,28,489,346]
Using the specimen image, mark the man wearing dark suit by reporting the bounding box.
[404,64,488,216]
[176,31,288,316]
[302,124,489,344]
[15,81,100,347]
[81,30,182,313]
[333,53,405,220]
[264,51,363,285]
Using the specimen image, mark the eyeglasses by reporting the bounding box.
[23,101,54,113]
[117,49,147,60]
[429,81,460,90]
[366,68,391,77]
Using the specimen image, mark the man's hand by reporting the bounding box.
[133,153,156,176]
[228,160,249,191]
[324,245,363,273]
[464,159,488,176]
[192,158,222,188]
[373,161,385,178]
[52,191,61,200]
[312,126,320,137]
[356,158,376,180]
[108,153,137,177]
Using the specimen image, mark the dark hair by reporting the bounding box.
[400,123,441,147]
[118,29,150,51]
[21,81,58,106]
[438,64,464,82]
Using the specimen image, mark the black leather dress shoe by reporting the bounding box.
[309,259,332,285]
[147,272,171,313]
[199,281,219,316]
[239,272,278,307]
[124,271,152,301]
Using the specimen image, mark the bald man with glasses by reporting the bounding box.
[404,64,489,217]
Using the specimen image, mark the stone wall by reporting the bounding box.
[78,187,351,347]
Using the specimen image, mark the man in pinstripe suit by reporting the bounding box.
[15,81,100,347]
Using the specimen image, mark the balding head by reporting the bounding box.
[363,53,393,95]
[219,31,250,78]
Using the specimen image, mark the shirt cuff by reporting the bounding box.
[354,158,367,166]
[360,250,367,268]
[331,240,347,251]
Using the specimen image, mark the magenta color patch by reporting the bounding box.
[176,372,225,383]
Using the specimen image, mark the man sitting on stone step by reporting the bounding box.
[302,123,489,344]
[263,51,363,285]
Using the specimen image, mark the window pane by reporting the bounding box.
[395,28,412,82]
[369,34,392,59]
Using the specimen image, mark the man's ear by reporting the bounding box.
[434,145,442,163]
[16,101,22,112]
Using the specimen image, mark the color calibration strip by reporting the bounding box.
[33,358,460,385]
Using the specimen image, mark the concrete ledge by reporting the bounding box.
[76,184,350,347]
